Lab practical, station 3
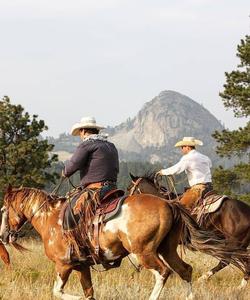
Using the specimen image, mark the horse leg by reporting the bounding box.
[0,242,10,268]
[76,265,95,300]
[159,227,193,300]
[135,252,171,300]
[238,255,250,290]
[198,260,228,282]
[162,250,193,299]
[53,264,81,300]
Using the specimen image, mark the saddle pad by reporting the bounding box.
[193,194,228,218]
[203,194,228,213]
[94,195,127,224]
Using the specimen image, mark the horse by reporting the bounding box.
[0,242,10,267]
[0,186,248,300]
[128,173,250,289]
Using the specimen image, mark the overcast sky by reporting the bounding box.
[0,0,249,137]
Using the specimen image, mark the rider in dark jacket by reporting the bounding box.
[63,116,119,189]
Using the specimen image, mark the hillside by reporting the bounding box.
[48,90,224,166]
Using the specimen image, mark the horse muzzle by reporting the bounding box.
[0,231,11,244]
[0,230,20,244]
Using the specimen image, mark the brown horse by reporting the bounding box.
[128,173,250,289]
[0,186,248,300]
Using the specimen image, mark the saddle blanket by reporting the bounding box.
[192,192,228,224]
[201,193,228,214]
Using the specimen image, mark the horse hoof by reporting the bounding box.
[237,278,248,290]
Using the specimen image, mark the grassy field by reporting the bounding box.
[0,239,249,300]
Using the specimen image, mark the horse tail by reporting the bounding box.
[168,200,249,273]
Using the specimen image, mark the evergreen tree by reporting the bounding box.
[212,35,250,202]
[0,96,59,198]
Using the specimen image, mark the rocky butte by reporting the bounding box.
[106,90,224,165]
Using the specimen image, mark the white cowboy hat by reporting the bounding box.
[70,116,105,136]
[175,137,203,147]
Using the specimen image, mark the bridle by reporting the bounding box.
[0,197,47,244]
[129,175,179,200]
[129,178,143,196]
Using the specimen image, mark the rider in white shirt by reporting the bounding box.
[157,137,213,207]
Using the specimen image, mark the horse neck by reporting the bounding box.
[20,189,58,231]
[141,180,162,197]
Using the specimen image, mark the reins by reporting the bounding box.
[50,177,76,197]
[129,178,143,196]
[7,197,47,236]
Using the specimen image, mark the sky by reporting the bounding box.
[0,0,249,137]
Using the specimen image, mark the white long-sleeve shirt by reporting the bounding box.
[161,150,212,187]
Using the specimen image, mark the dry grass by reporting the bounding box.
[0,239,249,299]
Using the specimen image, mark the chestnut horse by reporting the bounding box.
[128,173,250,289]
[0,186,247,300]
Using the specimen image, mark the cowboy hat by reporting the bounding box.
[70,116,105,136]
[175,137,203,147]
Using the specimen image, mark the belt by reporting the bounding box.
[85,181,116,189]
[193,182,212,186]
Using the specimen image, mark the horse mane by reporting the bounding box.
[5,187,66,210]
[140,171,157,185]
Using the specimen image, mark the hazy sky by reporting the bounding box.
[1,0,249,137]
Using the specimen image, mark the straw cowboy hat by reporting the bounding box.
[175,137,203,147]
[70,116,105,136]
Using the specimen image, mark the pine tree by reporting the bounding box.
[0,96,59,198]
[212,35,250,202]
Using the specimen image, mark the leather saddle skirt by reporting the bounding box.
[192,191,228,216]
[60,189,126,231]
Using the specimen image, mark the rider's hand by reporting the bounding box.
[61,169,66,178]
[156,170,163,176]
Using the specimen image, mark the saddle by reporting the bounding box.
[192,191,228,225]
[59,186,126,265]
[60,188,125,231]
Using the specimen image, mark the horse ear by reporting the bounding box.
[5,184,12,194]
[129,173,137,181]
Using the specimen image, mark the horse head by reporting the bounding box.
[128,173,178,200]
[128,172,162,196]
[0,185,27,244]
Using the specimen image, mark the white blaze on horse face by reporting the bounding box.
[0,206,8,237]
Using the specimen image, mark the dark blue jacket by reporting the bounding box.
[64,138,119,186]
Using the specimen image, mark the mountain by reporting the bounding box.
[49,90,224,166]
[106,90,224,165]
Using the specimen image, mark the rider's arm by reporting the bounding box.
[64,143,89,177]
[160,158,187,176]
